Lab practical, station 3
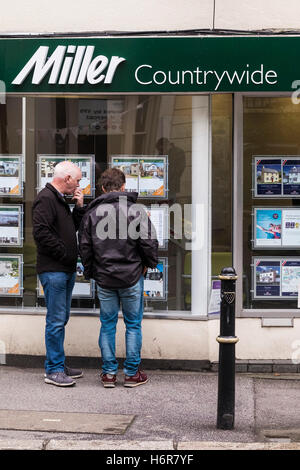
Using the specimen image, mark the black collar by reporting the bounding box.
[46,183,70,208]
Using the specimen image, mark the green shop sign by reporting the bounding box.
[0,36,300,93]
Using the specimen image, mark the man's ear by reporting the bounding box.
[102,185,107,193]
[120,183,126,192]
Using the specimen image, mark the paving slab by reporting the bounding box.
[46,439,174,450]
[0,410,134,435]
[258,428,300,442]
[253,379,300,431]
[0,439,44,450]
[178,441,300,450]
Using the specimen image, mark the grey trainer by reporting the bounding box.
[44,371,76,387]
[44,366,83,379]
[64,366,83,378]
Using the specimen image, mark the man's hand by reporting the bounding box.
[143,266,148,277]
[73,188,84,207]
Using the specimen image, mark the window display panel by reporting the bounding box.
[0,205,23,247]
[244,97,300,309]
[253,257,300,299]
[253,206,300,249]
[144,258,168,302]
[37,154,95,197]
[0,156,23,197]
[253,156,300,198]
[111,155,168,198]
[0,254,23,296]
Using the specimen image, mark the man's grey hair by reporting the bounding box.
[53,161,80,179]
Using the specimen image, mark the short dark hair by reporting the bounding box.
[100,168,126,192]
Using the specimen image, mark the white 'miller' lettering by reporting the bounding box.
[12,45,125,85]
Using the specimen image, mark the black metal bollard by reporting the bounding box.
[216,267,238,430]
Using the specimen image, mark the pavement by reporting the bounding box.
[0,366,300,451]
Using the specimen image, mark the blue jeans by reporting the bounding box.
[97,275,144,376]
[39,271,76,374]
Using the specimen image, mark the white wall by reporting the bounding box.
[208,318,300,362]
[1,0,300,34]
[0,0,214,34]
[1,314,300,363]
[215,0,300,31]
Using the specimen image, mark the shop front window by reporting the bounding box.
[0,95,196,313]
[243,96,300,309]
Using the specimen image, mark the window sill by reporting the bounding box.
[240,309,300,318]
[0,306,208,320]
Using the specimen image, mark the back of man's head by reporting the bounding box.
[101,168,126,193]
[53,161,80,180]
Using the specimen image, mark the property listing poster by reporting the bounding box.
[208,280,221,315]
[0,255,22,296]
[111,155,168,198]
[254,258,281,298]
[281,260,300,297]
[282,158,300,195]
[254,207,300,248]
[146,206,168,249]
[254,157,282,196]
[253,257,300,299]
[144,258,167,300]
[0,156,23,197]
[281,209,300,246]
[111,157,139,192]
[0,205,23,247]
[37,155,94,196]
[254,208,282,247]
[139,158,166,197]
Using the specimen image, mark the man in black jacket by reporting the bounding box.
[32,161,85,387]
[79,168,158,388]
